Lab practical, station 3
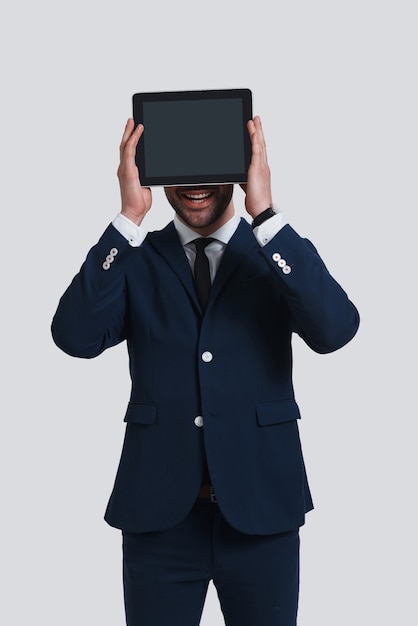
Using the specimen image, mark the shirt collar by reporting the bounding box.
[173,213,241,247]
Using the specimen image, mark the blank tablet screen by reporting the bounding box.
[132,89,252,186]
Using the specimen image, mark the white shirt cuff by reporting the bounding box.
[112,213,148,247]
[253,205,288,246]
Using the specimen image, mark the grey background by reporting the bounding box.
[1,0,416,624]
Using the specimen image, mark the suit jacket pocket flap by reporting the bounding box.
[124,402,157,424]
[256,401,301,426]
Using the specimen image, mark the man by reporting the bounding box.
[52,115,359,625]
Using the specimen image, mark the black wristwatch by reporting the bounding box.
[252,205,276,229]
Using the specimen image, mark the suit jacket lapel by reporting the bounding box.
[146,218,259,314]
[208,218,258,307]
[146,222,200,309]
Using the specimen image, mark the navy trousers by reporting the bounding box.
[122,500,300,626]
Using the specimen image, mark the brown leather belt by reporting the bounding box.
[198,484,217,503]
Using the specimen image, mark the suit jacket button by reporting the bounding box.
[110,248,118,256]
[202,351,213,362]
[102,261,111,270]
[283,265,291,274]
[272,253,281,261]
[194,415,204,427]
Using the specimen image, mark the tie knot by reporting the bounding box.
[192,237,215,252]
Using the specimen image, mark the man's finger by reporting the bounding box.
[119,119,134,155]
[120,120,144,158]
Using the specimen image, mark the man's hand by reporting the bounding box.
[117,119,152,225]
[240,116,273,219]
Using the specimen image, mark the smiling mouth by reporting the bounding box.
[181,190,214,203]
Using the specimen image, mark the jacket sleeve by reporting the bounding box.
[51,224,132,358]
[260,224,360,353]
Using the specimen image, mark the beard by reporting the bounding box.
[164,185,234,231]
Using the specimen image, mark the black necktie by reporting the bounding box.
[192,238,214,310]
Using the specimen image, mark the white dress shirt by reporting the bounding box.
[112,205,287,281]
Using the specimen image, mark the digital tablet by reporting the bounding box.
[132,88,253,187]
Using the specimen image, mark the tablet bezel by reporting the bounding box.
[132,88,253,187]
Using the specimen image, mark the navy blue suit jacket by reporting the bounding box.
[52,219,359,535]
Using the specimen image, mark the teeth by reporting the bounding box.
[185,192,211,200]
